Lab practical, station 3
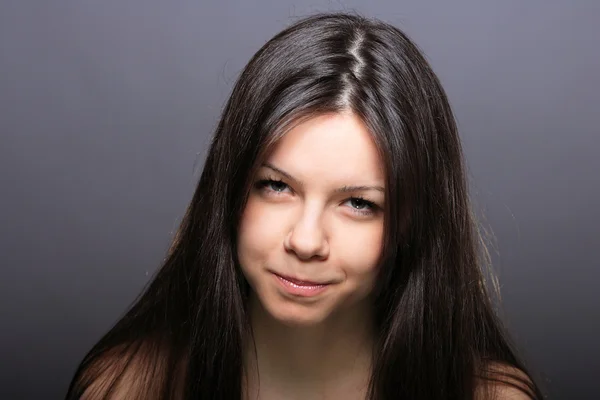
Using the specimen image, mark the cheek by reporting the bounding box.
[237,198,282,272]
[336,222,383,278]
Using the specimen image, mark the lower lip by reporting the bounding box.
[273,274,330,297]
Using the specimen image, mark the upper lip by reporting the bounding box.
[273,272,332,286]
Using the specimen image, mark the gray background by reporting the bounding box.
[1,1,598,398]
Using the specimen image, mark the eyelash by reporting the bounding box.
[254,177,378,217]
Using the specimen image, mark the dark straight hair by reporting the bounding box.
[66,12,543,400]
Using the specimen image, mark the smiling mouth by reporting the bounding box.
[273,272,330,286]
[271,272,333,297]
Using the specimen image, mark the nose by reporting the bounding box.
[284,205,329,261]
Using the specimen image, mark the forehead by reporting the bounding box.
[265,113,384,181]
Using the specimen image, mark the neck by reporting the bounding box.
[243,294,375,400]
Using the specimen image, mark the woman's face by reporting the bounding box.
[237,112,385,326]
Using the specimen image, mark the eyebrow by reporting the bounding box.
[261,163,385,193]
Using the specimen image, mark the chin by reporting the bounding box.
[262,298,333,327]
[271,312,329,328]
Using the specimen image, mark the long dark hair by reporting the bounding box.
[66,12,543,400]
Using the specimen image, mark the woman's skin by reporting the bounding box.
[237,112,385,399]
[77,112,533,400]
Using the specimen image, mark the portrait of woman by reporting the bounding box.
[65,12,544,400]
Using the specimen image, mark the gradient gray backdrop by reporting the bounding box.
[1,1,598,399]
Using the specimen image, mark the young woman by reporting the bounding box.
[66,12,544,400]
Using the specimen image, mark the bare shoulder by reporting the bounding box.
[76,340,187,400]
[475,362,537,400]
[79,346,146,400]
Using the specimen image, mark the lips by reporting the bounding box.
[272,272,330,286]
[272,272,331,297]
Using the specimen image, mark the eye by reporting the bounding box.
[255,178,291,194]
[254,177,379,217]
[344,197,377,216]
